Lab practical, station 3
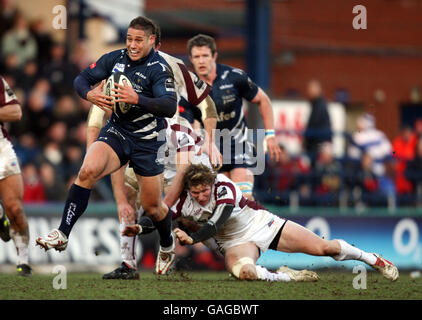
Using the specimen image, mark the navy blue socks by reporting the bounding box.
[58,184,91,237]
[152,209,173,248]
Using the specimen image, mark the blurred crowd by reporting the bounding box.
[255,115,422,208]
[2,6,422,209]
[1,6,113,202]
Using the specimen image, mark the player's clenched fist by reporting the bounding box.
[174,228,193,245]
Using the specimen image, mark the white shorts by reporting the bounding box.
[0,139,21,180]
[215,208,286,254]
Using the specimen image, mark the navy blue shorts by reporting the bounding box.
[97,122,165,177]
[219,138,257,173]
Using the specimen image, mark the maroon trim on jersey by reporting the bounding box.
[177,63,211,106]
[174,190,188,219]
[214,181,236,206]
[178,145,195,152]
[170,123,202,148]
[239,196,267,211]
[0,76,17,141]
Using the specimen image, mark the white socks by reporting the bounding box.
[9,228,29,265]
[333,239,377,266]
[119,222,137,269]
[255,265,291,282]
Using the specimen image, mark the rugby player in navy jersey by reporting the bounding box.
[86,23,222,279]
[181,34,282,200]
[36,16,178,274]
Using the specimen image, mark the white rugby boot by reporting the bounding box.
[36,229,68,252]
[371,253,399,281]
[277,266,320,282]
[155,231,176,275]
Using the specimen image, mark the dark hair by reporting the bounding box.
[183,164,217,190]
[152,20,161,47]
[187,34,217,56]
[128,16,156,37]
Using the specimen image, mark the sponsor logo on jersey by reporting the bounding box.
[90,62,96,69]
[267,218,275,228]
[112,63,125,73]
[135,72,146,79]
[219,84,233,90]
[165,77,175,92]
[218,187,228,198]
[221,70,230,80]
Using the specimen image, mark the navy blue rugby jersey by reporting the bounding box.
[76,48,176,140]
[180,63,258,138]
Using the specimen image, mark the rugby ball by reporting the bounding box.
[103,72,133,115]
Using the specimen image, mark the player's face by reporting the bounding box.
[126,27,155,61]
[189,184,212,206]
[190,46,216,78]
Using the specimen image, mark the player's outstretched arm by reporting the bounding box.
[251,88,281,162]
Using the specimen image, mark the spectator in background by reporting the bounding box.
[0,0,19,39]
[13,133,41,166]
[30,18,53,68]
[303,79,332,165]
[42,42,79,97]
[16,59,38,94]
[351,153,385,206]
[405,137,422,205]
[22,79,54,136]
[348,114,396,204]
[39,161,67,201]
[1,11,37,69]
[254,144,310,205]
[392,124,417,196]
[21,163,45,203]
[311,142,343,206]
[53,94,86,128]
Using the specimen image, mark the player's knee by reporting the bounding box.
[231,257,257,281]
[319,240,338,257]
[3,200,24,225]
[238,264,258,280]
[144,205,161,221]
[78,165,98,184]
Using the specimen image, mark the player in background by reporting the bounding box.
[0,75,32,276]
[181,34,282,200]
[84,22,222,279]
[124,164,399,282]
[36,16,178,275]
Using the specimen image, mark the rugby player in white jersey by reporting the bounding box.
[125,164,399,282]
[0,75,31,276]
[86,23,222,279]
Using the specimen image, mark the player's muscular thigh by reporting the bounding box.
[77,142,121,187]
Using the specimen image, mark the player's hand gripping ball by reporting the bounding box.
[103,72,133,116]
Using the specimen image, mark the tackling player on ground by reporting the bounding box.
[181,34,282,200]
[124,164,399,282]
[0,75,32,276]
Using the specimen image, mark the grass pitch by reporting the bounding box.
[0,270,420,300]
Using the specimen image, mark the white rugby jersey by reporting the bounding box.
[172,174,267,242]
[157,51,210,112]
[0,76,19,140]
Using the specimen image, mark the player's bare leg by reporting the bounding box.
[36,141,121,252]
[0,174,31,276]
[137,173,176,275]
[224,242,317,282]
[276,220,398,281]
